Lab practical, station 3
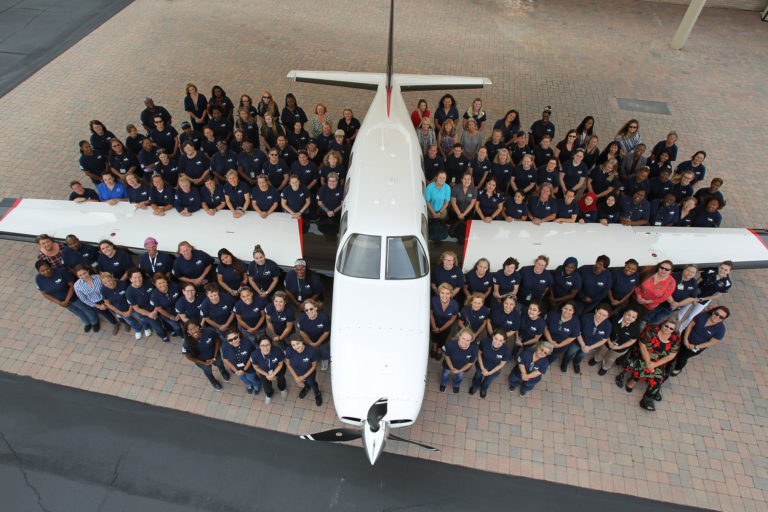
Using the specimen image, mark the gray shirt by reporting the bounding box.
[451,183,477,213]
[460,130,484,159]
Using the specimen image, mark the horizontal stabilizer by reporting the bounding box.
[395,74,491,92]
[287,70,384,90]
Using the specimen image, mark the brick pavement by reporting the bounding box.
[0,1,767,510]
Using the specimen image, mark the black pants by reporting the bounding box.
[259,367,287,397]
[674,346,705,372]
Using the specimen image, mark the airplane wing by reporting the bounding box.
[287,70,385,90]
[461,220,768,271]
[394,74,491,92]
[0,198,304,267]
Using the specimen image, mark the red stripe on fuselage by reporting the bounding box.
[748,228,768,251]
[463,219,472,264]
[0,198,21,222]
[386,86,391,117]
[298,217,304,257]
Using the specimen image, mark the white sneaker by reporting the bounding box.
[134,331,142,340]
[280,389,287,398]
[320,360,329,371]
[143,328,152,338]
[265,395,271,404]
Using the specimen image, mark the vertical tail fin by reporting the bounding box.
[386,0,394,91]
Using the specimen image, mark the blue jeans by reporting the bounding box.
[562,343,588,366]
[65,298,98,325]
[441,368,467,387]
[132,312,168,338]
[194,354,229,385]
[317,341,330,361]
[94,306,117,324]
[160,316,183,337]
[508,368,537,392]
[117,313,143,332]
[237,370,261,390]
[470,365,501,392]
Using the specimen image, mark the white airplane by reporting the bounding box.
[2,0,768,466]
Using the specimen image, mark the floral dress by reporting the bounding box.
[625,325,680,392]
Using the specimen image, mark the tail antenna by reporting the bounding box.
[386,0,394,91]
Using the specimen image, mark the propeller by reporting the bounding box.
[367,397,388,432]
[389,434,439,452]
[300,428,361,442]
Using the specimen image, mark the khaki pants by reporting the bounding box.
[593,345,627,371]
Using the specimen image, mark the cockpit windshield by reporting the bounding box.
[385,236,429,279]
[336,233,381,279]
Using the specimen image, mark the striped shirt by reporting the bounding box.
[615,133,642,155]
[74,274,105,307]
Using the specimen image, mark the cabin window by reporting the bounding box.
[343,177,351,199]
[385,236,429,279]
[336,233,381,279]
[339,211,349,239]
[420,214,428,242]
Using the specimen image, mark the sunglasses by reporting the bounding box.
[662,325,675,330]
[713,313,727,319]
[660,266,672,271]
[629,125,638,129]
[227,336,239,342]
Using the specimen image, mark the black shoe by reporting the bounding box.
[299,387,309,398]
[588,358,598,366]
[221,371,230,382]
[315,394,323,406]
[508,385,517,393]
[573,363,581,374]
[253,387,260,395]
[480,389,487,398]
[520,389,527,396]
[453,387,459,394]
[83,324,92,333]
[92,323,101,333]
[246,387,253,394]
[615,373,625,388]
[439,385,446,392]
[161,336,170,343]
[597,368,607,376]
[468,386,477,395]
[212,380,222,390]
[560,362,567,373]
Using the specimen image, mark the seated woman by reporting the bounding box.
[124,173,150,208]
[173,176,202,216]
[233,286,268,342]
[125,268,168,341]
[265,291,295,349]
[97,172,127,204]
[200,282,236,337]
[616,317,681,411]
[149,273,183,337]
[672,306,729,376]
[171,241,213,288]
[470,330,512,398]
[215,248,248,297]
[458,293,490,341]
[251,174,280,219]
[200,174,226,215]
[561,303,612,373]
[440,328,478,394]
[430,283,459,360]
[297,299,331,371]
[149,174,174,216]
[543,301,580,367]
[487,295,521,341]
[462,258,493,301]
[97,240,133,281]
[284,335,323,406]
[507,340,554,396]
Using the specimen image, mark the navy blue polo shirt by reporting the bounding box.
[280,185,311,213]
[297,311,331,342]
[284,270,324,302]
[477,337,512,370]
[139,251,173,276]
[69,187,100,201]
[316,133,334,153]
[62,243,98,267]
[317,185,342,211]
[504,198,529,219]
[515,348,549,385]
[651,141,678,162]
[109,151,139,175]
[431,296,459,328]
[470,157,492,183]
[101,280,131,312]
[578,266,612,302]
[465,270,492,295]
[208,118,233,139]
[580,313,612,346]
[90,131,116,155]
[670,272,699,302]
[476,190,503,216]
[287,130,309,150]
[247,260,281,291]
[285,344,319,375]
[265,304,295,335]
[434,106,459,126]
[150,185,174,207]
[172,250,213,280]
[175,294,203,318]
[149,126,178,154]
[126,133,146,155]
[432,264,465,290]
[210,150,238,178]
[276,145,297,166]
[201,293,235,325]
[692,208,721,228]
[699,268,731,297]
[688,312,726,345]
[492,269,520,296]
[127,184,150,204]
[182,327,218,360]
[484,140,505,162]
[459,305,490,332]
[125,282,155,311]
[263,160,290,188]
[519,314,545,342]
[179,152,210,180]
[675,161,706,185]
[513,165,537,191]
[97,249,133,279]
[619,196,651,222]
[528,196,557,219]
[224,181,250,209]
[251,185,279,211]
[441,339,478,370]
[216,263,244,291]
[650,200,679,226]
[673,182,694,202]
[621,175,651,197]
[174,187,202,213]
[141,106,171,128]
[536,167,559,187]
[533,146,555,168]
[36,268,74,301]
[179,130,202,150]
[233,296,269,327]
[509,143,531,165]
[546,312,581,343]
[79,152,107,181]
[137,149,157,174]
[588,167,619,195]
[445,154,470,183]
[611,269,639,300]
[489,303,521,332]
[560,160,587,190]
[423,155,444,182]
[221,338,256,373]
[529,120,555,144]
[251,346,285,373]
[579,210,598,223]
[149,282,182,312]
[238,149,267,180]
[290,160,319,187]
[556,199,578,219]
[491,162,514,191]
[200,184,225,208]
[281,107,308,129]
[551,266,582,299]
[518,266,553,302]
[156,157,180,185]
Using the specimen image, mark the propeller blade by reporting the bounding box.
[389,434,440,452]
[300,428,362,442]
[367,398,388,432]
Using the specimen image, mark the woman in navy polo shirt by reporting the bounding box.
[503,190,529,221]
[247,245,281,299]
[125,268,168,342]
[297,299,331,371]
[184,83,208,132]
[266,291,295,348]
[561,303,612,373]
[672,306,729,376]
[608,259,639,310]
[175,283,203,324]
[514,302,545,356]
[458,293,490,341]
[149,174,174,216]
[433,93,459,135]
[172,241,213,288]
[178,140,211,186]
[124,173,150,208]
[106,139,137,178]
[440,328,478,393]
[430,251,464,299]
[223,170,251,218]
[35,260,98,330]
[470,330,512,398]
[678,261,733,331]
[284,259,324,308]
[97,240,132,281]
[200,282,236,336]
[576,255,612,315]
[589,307,641,376]
[182,318,230,390]
[517,255,553,305]
[233,287,268,342]
[251,174,280,218]
[173,176,202,215]
[487,296,521,341]
[508,340,554,396]
[528,182,557,224]
[201,175,226,215]
[430,283,459,360]
[492,257,520,303]
[280,174,311,219]
[215,248,247,296]
[474,178,504,223]
[251,337,287,404]
[149,273,182,337]
[544,301,580,366]
[463,258,493,301]
[220,328,260,395]
[285,335,323,406]
[100,271,142,338]
[692,197,723,228]
[598,194,621,225]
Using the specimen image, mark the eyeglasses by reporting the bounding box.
[188,326,200,332]
[269,153,278,156]
[154,120,163,124]
[713,312,727,319]
[227,336,239,342]
[660,266,672,271]
[568,135,576,138]
[263,96,271,99]
[304,307,316,312]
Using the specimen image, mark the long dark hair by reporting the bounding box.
[575,116,594,136]
[183,318,201,357]
[218,248,245,279]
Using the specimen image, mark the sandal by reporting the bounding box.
[615,373,625,388]
[625,379,636,393]
[640,399,656,412]
[670,369,681,377]
[653,392,662,402]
